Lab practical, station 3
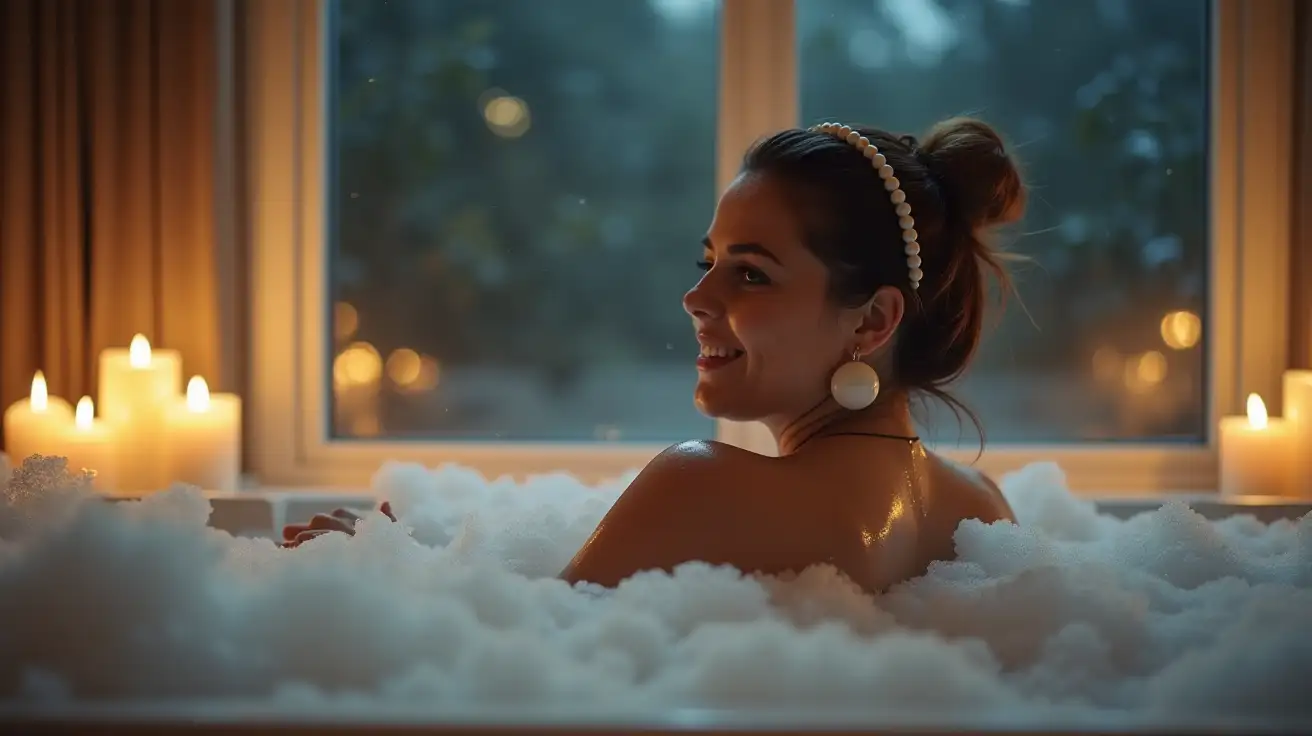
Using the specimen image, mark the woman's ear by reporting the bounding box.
[853,285,905,356]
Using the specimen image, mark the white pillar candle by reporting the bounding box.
[97,334,182,492]
[2,371,74,467]
[1282,370,1312,496]
[64,396,120,493]
[1219,393,1299,497]
[166,376,241,491]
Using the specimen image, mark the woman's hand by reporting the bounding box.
[280,501,397,548]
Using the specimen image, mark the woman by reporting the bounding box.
[286,117,1024,595]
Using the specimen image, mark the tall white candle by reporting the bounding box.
[166,376,241,491]
[3,371,74,467]
[1219,393,1298,497]
[1283,370,1312,496]
[97,334,182,492]
[64,396,120,493]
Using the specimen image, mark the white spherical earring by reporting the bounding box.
[830,350,880,410]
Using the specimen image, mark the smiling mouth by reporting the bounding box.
[696,347,744,371]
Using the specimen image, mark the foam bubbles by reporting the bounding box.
[0,455,1309,729]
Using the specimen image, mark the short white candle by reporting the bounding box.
[1219,393,1298,497]
[64,396,120,492]
[1282,370,1312,496]
[3,371,74,467]
[98,334,182,492]
[166,376,241,491]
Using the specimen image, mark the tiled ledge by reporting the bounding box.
[106,488,379,540]
[1095,496,1312,525]
[104,489,1312,541]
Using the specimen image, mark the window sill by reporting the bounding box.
[109,487,1312,541]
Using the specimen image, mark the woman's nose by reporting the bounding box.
[682,277,721,320]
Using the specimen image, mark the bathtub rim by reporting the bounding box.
[1,703,1309,736]
[102,488,1312,541]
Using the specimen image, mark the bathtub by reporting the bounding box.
[2,490,1308,736]
[202,489,1312,540]
[1,700,1309,734]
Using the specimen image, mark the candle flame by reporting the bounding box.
[129,334,152,368]
[1246,393,1268,429]
[30,371,48,412]
[186,375,211,412]
[76,396,94,430]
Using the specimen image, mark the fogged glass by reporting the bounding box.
[327,0,719,441]
[800,0,1210,444]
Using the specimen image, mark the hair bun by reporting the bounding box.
[919,117,1026,231]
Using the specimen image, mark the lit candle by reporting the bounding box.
[166,376,241,491]
[97,334,182,491]
[2,371,74,467]
[1283,370,1312,496]
[1218,393,1299,497]
[64,397,120,492]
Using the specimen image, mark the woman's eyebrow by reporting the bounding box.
[701,236,783,266]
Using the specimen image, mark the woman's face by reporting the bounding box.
[683,173,863,426]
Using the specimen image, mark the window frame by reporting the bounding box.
[245,0,1297,493]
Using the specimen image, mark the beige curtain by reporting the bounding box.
[0,0,230,448]
[1293,0,1312,370]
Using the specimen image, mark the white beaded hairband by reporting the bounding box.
[809,122,922,290]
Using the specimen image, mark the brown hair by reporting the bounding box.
[741,117,1027,437]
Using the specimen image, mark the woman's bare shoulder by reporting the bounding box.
[928,453,1016,523]
[656,438,766,461]
[558,440,775,586]
[624,439,785,504]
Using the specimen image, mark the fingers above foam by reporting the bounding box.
[330,508,361,522]
[295,529,332,544]
[282,524,309,540]
[307,514,354,533]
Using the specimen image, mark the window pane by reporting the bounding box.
[799,0,1209,444]
[327,0,718,441]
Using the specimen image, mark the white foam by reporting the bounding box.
[0,454,1308,728]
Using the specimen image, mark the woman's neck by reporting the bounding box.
[770,392,917,456]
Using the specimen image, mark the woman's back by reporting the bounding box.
[783,438,1014,592]
[560,438,1015,595]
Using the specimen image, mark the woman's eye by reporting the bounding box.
[695,259,771,286]
[738,266,771,285]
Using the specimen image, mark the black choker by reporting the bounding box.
[796,430,921,450]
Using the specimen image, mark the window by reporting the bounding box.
[246,0,1295,491]
[326,0,718,444]
[799,0,1211,444]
